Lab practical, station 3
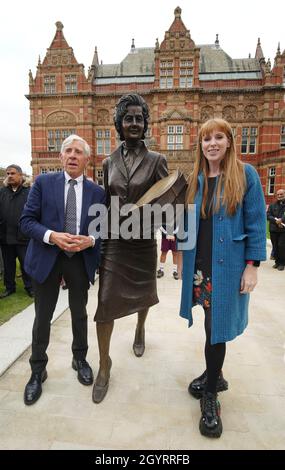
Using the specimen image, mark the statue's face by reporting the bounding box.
[122,105,144,142]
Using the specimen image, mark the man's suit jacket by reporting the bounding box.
[20,172,105,284]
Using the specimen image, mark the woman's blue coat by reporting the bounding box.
[179,164,267,344]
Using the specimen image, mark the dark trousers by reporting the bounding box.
[270,232,285,266]
[1,244,32,292]
[30,252,90,373]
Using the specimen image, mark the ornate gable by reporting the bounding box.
[42,21,78,67]
[159,7,195,52]
[154,7,200,88]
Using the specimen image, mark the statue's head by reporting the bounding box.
[114,93,149,141]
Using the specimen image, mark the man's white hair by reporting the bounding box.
[61,134,91,157]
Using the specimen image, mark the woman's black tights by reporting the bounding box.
[204,307,226,394]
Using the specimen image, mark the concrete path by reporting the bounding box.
[0,246,284,450]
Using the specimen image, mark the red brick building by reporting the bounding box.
[27,7,285,203]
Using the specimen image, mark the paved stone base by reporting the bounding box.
[0,247,284,449]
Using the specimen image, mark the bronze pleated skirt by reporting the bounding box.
[94,238,159,322]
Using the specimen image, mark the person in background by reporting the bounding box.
[157,225,179,280]
[0,247,4,281]
[0,165,33,298]
[267,189,285,271]
[179,118,266,438]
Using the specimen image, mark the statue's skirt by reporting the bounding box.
[94,238,158,322]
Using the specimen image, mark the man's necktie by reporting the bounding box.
[64,179,77,257]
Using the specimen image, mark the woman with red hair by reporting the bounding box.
[180,118,267,438]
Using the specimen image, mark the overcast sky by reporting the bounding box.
[0,0,284,173]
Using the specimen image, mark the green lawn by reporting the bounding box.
[0,264,34,325]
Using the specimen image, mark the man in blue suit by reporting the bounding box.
[20,135,105,405]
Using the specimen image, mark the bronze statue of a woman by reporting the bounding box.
[92,93,168,403]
